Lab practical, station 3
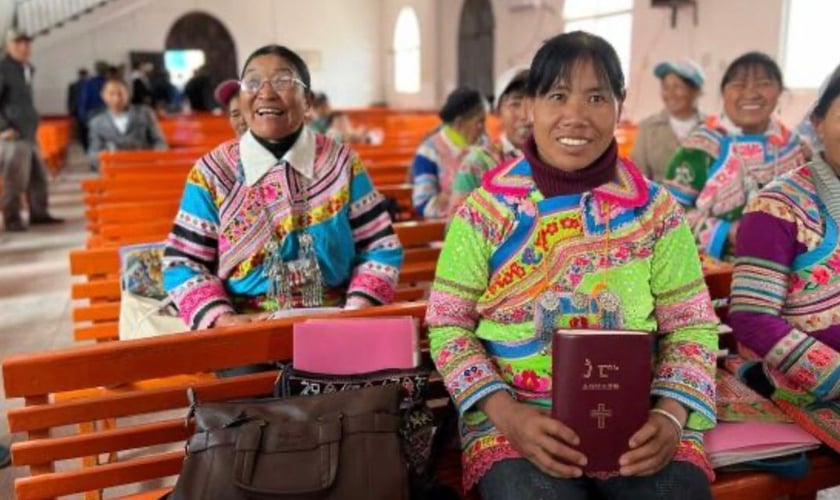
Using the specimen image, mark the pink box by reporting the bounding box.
[292,316,419,374]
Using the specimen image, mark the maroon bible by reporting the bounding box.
[551,329,653,478]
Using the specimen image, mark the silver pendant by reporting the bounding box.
[535,289,562,343]
[597,289,624,329]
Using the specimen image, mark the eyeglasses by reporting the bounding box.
[239,75,307,94]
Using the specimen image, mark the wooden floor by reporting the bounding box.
[0,146,839,499]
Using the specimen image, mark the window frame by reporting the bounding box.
[562,0,634,85]
[393,6,422,95]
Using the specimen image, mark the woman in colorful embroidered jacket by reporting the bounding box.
[449,68,531,213]
[426,31,718,500]
[728,71,840,449]
[664,52,810,261]
[163,45,403,330]
[411,87,486,218]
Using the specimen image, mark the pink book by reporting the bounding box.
[704,422,821,468]
[292,316,419,374]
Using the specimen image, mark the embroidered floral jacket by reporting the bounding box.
[730,160,840,403]
[163,129,403,329]
[426,156,719,490]
[664,115,809,260]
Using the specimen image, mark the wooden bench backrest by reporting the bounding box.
[84,183,413,233]
[4,303,426,499]
[69,220,446,341]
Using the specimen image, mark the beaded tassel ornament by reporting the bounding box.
[261,172,324,310]
[534,198,624,346]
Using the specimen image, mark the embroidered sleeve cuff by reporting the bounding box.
[347,271,397,305]
[431,330,510,415]
[196,301,236,330]
[171,278,234,330]
[766,329,840,401]
[448,373,512,415]
[652,341,717,430]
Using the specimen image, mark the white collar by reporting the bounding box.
[239,128,316,186]
[500,134,519,155]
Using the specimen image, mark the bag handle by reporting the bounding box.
[232,412,400,495]
[233,415,341,495]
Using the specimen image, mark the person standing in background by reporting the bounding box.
[67,68,89,148]
[131,62,154,106]
[0,28,63,232]
[78,61,108,126]
[631,60,705,182]
[184,65,215,112]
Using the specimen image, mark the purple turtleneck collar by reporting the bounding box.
[522,136,618,197]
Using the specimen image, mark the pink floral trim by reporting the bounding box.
[170,278,234,330]
[174,278,232,329]
[592,158,649,209]
[462,441,520,492]
[656,291,716,333]
[481,157,531,197]
[348,272,396,304]
[427,290,480,330]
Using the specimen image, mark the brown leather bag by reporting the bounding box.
[168,384,408,500]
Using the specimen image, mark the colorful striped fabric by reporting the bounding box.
[452,135,520,199]
[730,159,840,405]
[410,125,470,218]
[163,132,403,330]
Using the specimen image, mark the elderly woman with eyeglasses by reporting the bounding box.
[163,45,403,330]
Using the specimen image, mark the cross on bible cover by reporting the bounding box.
[551,329,653,478]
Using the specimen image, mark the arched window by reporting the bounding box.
[393,7,421,94]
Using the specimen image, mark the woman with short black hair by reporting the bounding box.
[450,68,530,213]
[664,51,810,260]
[427,31,717,499]
[411,86,486,218]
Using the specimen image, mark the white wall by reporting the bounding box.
[626,0,814,126]
[436,0,565,104]
[388,0,817,127]
[29,0,384,114]
[27,0,826,123]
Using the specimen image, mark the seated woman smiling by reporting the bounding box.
[729,70,840,421]
[426,31,718,500]
[664,52,810,260]
[163,45,403,330]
